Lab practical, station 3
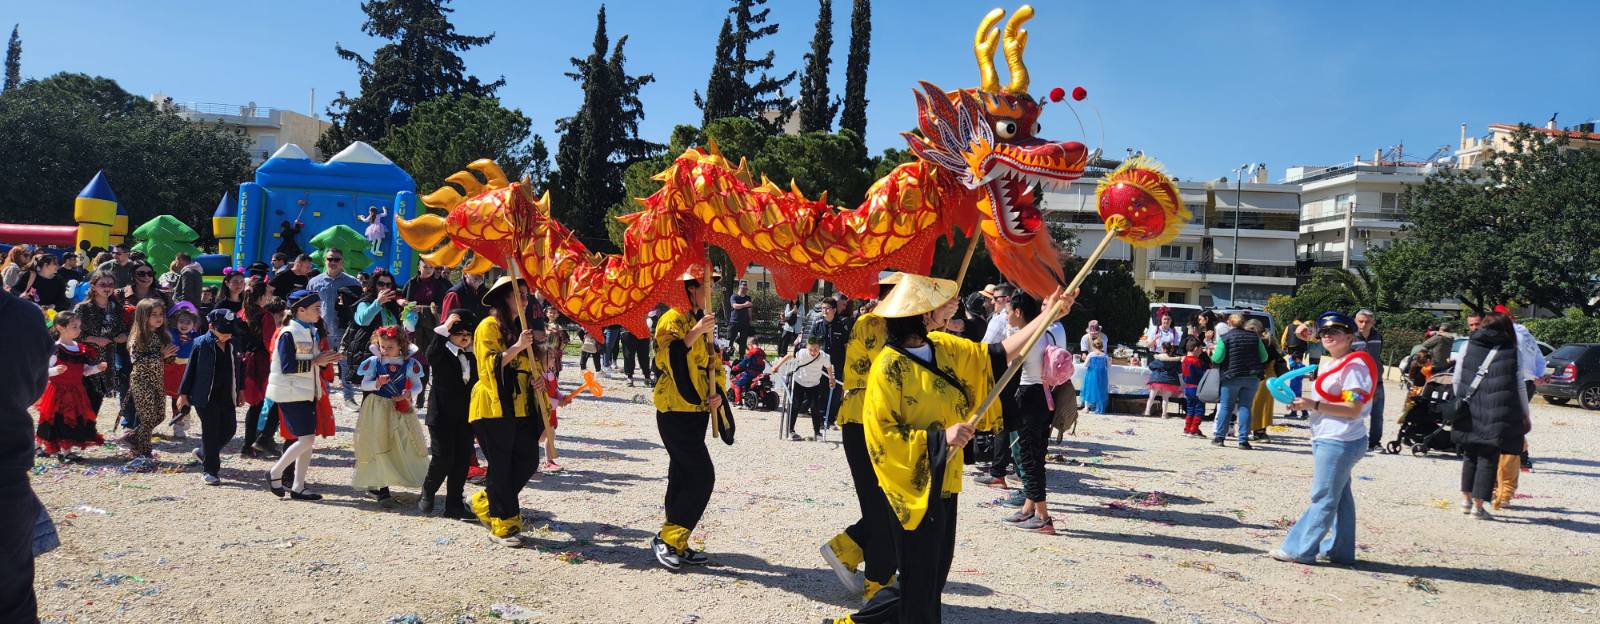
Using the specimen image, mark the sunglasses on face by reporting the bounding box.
[135,271,153,277]
[327,257,343,263]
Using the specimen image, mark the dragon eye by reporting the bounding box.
[994,120,1018,140]
[1032,122,1042,136]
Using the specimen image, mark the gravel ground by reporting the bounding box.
[30,365,1600,623]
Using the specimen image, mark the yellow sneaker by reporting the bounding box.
[821,534,864,592]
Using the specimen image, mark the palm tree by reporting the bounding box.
[1313,266,1392,313]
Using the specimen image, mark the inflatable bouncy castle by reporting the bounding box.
[234,142,419,283]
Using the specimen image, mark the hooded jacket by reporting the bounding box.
[1451,327,1527,453]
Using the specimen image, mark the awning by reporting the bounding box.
[1211,238,1295,265]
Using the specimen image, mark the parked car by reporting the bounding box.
[1536,343,1600,410]
[1450,337,1554,367]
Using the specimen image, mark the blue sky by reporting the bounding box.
[10,1,1598,182]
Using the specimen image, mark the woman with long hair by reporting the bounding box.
[1451,311,1527,520]
[214,269,249,313]
[238,279,281,458]
[0,246,32,291]
[70,270,128,414]
[126,262,169,308]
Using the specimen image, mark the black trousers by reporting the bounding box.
[116,345,135,429]
[622,334,652,380]
[1460,443,1501,501]
[472,417,541,521]
[197,402,236,476]
[1014,384,1052,502]
[778,331,797,358]
[729,321,754,356]
[579,351,601,372]
[423,421,474,507]
[0,479,37,623]
[657,410,715,532]
[989,390,1021,478]
[788,383,828,436]
[242,402,280,448]
[842,424,897,584]
[852,493,959,624]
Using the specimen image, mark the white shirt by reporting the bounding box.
[789,349,832,387]
[1513,322,1545,383]
[444,341,473,384]
[1310,353,1373,442]
[1015,322,1066,386]
[1149,326,1181,352]
[983,311,1009,344]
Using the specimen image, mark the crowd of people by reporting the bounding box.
[0,238,1553,623]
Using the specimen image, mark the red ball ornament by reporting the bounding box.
[1048,87,1066,102]
[1071,86,1088,101]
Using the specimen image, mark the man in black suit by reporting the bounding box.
[419,311,480,519]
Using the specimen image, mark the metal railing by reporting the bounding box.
[171,101,278,120]
[1148,259,1296,279]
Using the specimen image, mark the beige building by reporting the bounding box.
[1456,119,1600,169]
[1288,160,1426,271]
[155,95,333,165]
[1042,167,1300,308]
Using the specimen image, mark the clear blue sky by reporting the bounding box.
[10,0,1599,182]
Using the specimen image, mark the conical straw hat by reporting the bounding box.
[875,274,959,319]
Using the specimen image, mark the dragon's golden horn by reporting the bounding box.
[468,160,509,189]
[421,186,464,210]
[463,253,495,275]
[974,8,1004,94]
[1003,5,1033,94]
[446,171,484,195]
[396,212,449,250]
[421,242,467,268]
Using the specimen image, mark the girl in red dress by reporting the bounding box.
[35,311,107,461]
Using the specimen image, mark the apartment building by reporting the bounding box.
[155,95,333,165]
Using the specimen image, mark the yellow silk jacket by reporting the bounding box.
[836,312,887,426]
[469,316,549,423]
[652,308,727,413]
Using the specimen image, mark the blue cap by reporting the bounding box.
[288,289,321,310]
[206,308,238,333]
[1316,311,1355,334]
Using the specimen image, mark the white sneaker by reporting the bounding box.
[1471,508,1493,521]
[819,542,859,594]
[202,473,220,485]
[489,531,524,548]
[172,424,188,439]
[1461,500,1472,515]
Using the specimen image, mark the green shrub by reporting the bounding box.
[1525,308,1600,347]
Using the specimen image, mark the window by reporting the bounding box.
[1159,244,1183,259]
[1335,193,1352,212]
[1166,291,1187,304]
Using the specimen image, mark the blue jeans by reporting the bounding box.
[1279,436,1366,562]
[1367,385,1385,444]
[1213,377,1258,443]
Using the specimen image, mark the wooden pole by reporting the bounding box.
[966,221,1124,427]
[952,232,983,291]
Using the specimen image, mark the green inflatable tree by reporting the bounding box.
[130,215,201,272]
[308,225,374,273]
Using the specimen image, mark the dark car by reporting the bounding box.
[1536,343,1600,410]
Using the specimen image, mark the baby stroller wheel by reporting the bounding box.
[1411,444,1428,456]
[1385,440,1402,455]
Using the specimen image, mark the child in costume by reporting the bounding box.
[265,290,343,500]
[729,345,767,405]
[359,206,388,255]
[531,316,575,473]
[469,276,549,547]
[352,326,429,504]
[1181,341,1207,436]
[126,299,176,458]
[1079,321,1110,414]
[34,312,106,460]
[239,282,281,459]
[419,312,478,518]
[1144,344,1183,418]
[162,303,203,439]
[176,309,244,485]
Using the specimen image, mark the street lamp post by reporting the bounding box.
[1230,163,1257,305]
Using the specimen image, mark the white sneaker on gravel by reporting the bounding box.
[820,542,858,593]
[202,473,220,485]
[1461,500,1472,515]
[1471,508,1493,521]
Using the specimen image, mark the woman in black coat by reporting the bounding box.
[1451,311,1527,520]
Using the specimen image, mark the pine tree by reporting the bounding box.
[527,134,551,191]
[796,0,836,133]
[318,0,504,155]
[693,0,797,132]
[552,6,662,253]
[837,0,871,138]
[4,25,20,91]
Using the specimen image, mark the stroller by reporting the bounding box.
[1384,373,1459,456]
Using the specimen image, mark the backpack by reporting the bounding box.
[1040,328,1077,424]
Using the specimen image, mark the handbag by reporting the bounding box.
[1441,346,1500,431]
[1196,368,1222,403]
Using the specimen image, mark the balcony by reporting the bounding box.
[1209,212,1299,232]
[1148,259,1297,281]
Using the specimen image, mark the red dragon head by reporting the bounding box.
[904,6,1088,253]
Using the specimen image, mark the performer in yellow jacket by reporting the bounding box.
[650,267,729,570]
[820,273,900,600]
[469,276,549,547]
[827,275,1074,624]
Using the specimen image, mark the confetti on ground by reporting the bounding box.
[92,572,145,586]
[385,615,424,624]
[488,602,538,621]
[1407,576,1439,594]
[1116,428,1137,436]
[73,505,108,516]
[1513,493,1540,500]
[1129,491,1170,507]
[1178,560,1248,582]
[555,551,588,564]
[1269,516,1296,530]
[1429,498,1453,509]
[1125,574,1168,592]
[435,536,453,546]
[1357,476,1375,481]
[1269,425,1291,432]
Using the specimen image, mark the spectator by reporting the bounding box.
[778,299,801,357]
[14,254,70,312]
[810,297,850,423]
[981,284,1014,343]
[1451,311,1527,520]
[441,271,488,325]
[125,262,171,308]
[1421,322,1456,372]
[306,250,362,380]
[403,261,452,309]
[728,281,755,356]
[95,244,136,288]
[0,288,53,622]
[176,255,204,306]
[1496,307,1544,506]
[1079,320,1110,414]
[1211,314,1267,449]
[1,246,33,291]
[269,254,318,300]
[58,253,85,284]
[270,252,290,274]
[1352,310,1385,450]
[1248,319,1284,441]
[1146,310,1182,353]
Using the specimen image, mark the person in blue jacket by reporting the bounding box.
[176,309,245,485]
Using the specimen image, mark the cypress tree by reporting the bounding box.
[318,0,504,155]
[693,0,796,132]
[4,26,20,92]
[838,0,871,138]
[552,6,662,253]
[693,18,738,127]
[796,0,837,133]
